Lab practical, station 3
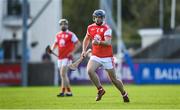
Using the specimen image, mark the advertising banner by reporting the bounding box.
[67,63,134,84]
[0,64,21,85]
[134,63,180,84]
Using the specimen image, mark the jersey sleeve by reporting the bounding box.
[104,28,112,37]
[85,27,92,40]
[71,33,79,43]
[86,26,91,36]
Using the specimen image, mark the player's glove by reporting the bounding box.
[46,45,53,54]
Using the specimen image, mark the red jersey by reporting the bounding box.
[86,23,113,57]
[54,30,78,59]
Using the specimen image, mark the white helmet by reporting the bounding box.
[58,19,68,25]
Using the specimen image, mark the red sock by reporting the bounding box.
[61,87,65,93]
[67,87,71,92]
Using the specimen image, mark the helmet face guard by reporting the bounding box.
[93,16,104,25]
[92,9,105,25]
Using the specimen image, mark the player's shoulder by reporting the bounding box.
[56,31,62,35]
[87,23,98,33]
[87,23,96,29]
[55,32,62,38]
[67,30,76,36]
[103,23,111,29]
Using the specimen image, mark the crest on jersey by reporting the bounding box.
[59,39,65,47]
[94,34,101,41]
[100,28,104,32]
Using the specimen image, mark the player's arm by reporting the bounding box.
[93,28,112,46]
[82,34,91,52]
[68,33,81,56]
[69,41,81,56]
[51,42,58,51]
[46,36,58,54]
[81,34,91,57]
[50,35,58,51]
[73,40,81,53]
[99,36,111,46]
[92,36,111,46]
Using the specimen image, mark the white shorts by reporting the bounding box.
[57,58,72,68]
[90,55,114,69]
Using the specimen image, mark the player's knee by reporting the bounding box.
[109,76,117,83]
[60,73,66,78]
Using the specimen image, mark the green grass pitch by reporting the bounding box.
[0,85,180,109]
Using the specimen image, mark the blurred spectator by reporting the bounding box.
[42,52,51,62]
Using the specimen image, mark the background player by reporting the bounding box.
[49,19,81,97]
[81,9,130,102]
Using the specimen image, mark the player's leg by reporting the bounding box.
[61,65,73,96]
[106,68,130,102]
[56,60,65,97]
[87,59,105,101]
[106,68,125,93]
[65,59,73,96]
[57,59,72,97]
[87,60,101,87]
[57,66,66,97]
